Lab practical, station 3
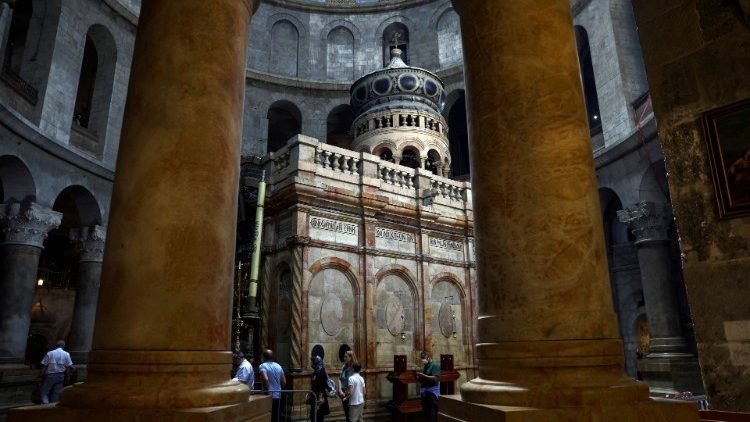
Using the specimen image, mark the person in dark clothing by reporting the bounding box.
[310,355,330,422]
[416,350,440,422]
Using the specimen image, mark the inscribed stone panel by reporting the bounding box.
[308,216,359,246]
[431,280,465,365]
[375,226,416,254]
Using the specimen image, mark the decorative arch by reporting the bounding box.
[373,264,421,366]
[71,24,118,155]
[429,272,467,299]
[0,155,37,203]
[307,257,362,368]
[376,16,414,66]
[598,187,630,246]
[325,27,355,81]
[268,16,302,77]
[320,19,361,80]
[308,256,361,296]
[430,275,468,361]
[267,100,302,153]
[326,104,355,148]
[638,160,669,204]
[399,146,420,169]
[435,8,462,68]
[52,185,102,227]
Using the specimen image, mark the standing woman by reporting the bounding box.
[338,350,357,422]
[310,355,330,422]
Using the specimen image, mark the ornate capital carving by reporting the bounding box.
[617,201,672,244]
[70,225,107,263]
[0,202,62,248]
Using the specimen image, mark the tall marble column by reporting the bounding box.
[67,225,105,362]
[0,202,61,363]
[442,1,698,420]
[9,0,270,420]
[618,201,703,394]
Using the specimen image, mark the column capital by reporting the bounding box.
[0,202,62,248]
[70,225,107,263]
[617,201,672,243]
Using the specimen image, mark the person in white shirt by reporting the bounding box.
[232,352,254,391]
[39,340,74,404]
[347,363,366,422]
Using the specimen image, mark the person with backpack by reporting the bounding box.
[309,355,330,422]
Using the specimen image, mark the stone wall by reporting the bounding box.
[257,135,476,401]
[630,0,750,411]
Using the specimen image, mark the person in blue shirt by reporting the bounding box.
[259,349,287,422]
[232,352,254,391]
[415,350,440,422]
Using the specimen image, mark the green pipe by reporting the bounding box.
[247,170,266,310]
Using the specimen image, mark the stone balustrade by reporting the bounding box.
[353,109,447,138]
[261,135,472,222]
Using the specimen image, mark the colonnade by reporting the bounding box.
[9,0,697,420]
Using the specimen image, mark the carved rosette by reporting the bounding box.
[0,202,62,248]
[70,225,107,263]
[617,201,672,244]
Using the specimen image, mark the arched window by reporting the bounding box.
[326,27,354,81]
[574,26,603,140]
[270,20,299,77]
[447,91,470,179]
[267,101,302,153]
[426,149,441,175]
[374,146,394,163]
[4,0,32,74]
[383,22,409,66]
[326,105,355,149]
[399,148,419,169]
[71,25,117,157]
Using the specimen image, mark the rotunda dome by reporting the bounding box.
[350,48,445,118]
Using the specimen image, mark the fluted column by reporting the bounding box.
[68,225,106,362]
[618,201,688,355]
[8,1,270,419]
[0,202,61,363]
[443,1,698,419]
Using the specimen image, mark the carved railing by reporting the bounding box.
[429,174,466,202]
[316,143,361,176]
[378,159,416,189]
[354,110,447,138]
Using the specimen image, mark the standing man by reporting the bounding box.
[259,349,286,422]
[232,352,254,391]
[39,340,74,404]
[415,350,440,422]
[347,362,366,422]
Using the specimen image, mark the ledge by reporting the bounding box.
[102,0,138,26]
[593,116,660,170]
[246,69,351,92]
[262,0,433,14]
[0,104,115,182]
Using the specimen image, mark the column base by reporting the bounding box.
[439,394,699,422]
[638,355,705,396]
[7,395,271,422]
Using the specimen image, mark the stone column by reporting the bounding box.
[67,225,106,362]
[0,202,61,363]
[618,201,703,395]
[442,1,697,420]
[9,0,270,420]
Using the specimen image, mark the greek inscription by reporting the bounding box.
[309,217,358,235]
[375,227,415,243]
[429,237,463,251]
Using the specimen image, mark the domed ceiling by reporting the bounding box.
[263,0,434,12]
